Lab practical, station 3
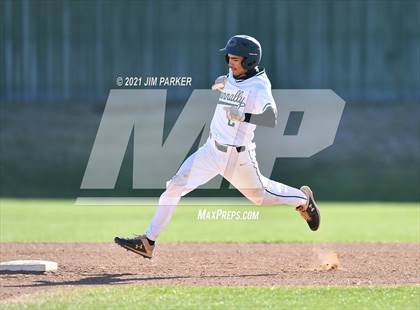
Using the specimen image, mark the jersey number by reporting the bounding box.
[228,119,235,127]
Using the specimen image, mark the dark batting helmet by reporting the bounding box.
[220,35,262,71]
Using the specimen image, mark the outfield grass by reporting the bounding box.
[1,286,419,310]
[0,199,419,243]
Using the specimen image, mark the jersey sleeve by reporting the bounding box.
[253,86,277,115]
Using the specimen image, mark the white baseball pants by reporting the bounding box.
[146,137,307,240]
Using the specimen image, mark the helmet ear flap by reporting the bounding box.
[241,57,249,71]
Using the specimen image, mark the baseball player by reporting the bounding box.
[115,35,320,259]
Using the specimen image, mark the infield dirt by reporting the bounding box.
[1,243,419,300]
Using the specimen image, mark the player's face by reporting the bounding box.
[227,54,247,77]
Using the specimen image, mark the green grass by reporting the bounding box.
[1,200,419,309]
[0,199,419,243]
[1,286,419,310]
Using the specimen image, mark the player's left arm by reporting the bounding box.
[223,85,277,127]
[223,104,277,128]
[243,105,277,128]
[244,86,278,128]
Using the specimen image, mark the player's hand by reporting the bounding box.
[223,106,245,122]
[212,75,227,92]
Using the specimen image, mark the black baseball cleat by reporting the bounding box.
[296,186,320,231]
[114,234,155,259]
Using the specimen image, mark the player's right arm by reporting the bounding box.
[211,75,227,92]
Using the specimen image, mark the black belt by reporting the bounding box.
[214,140,245,153]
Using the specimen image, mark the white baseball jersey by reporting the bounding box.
[210,68,276,146]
